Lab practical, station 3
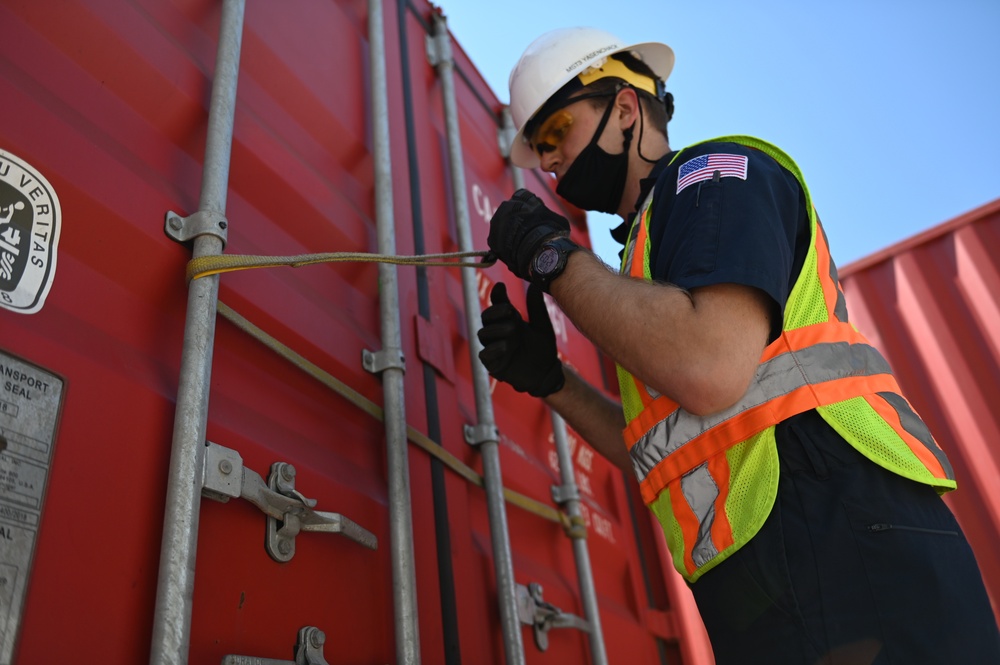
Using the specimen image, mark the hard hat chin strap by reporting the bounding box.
[635,94,659,165]
[610,83,664,166]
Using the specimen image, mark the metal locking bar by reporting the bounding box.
[220,626,329,665]
[499,104,609,665]
[428,12,524,665]
[150,1,243,660]
[202,442,378,561]
[548,413,608,664]
[367,0,422,660]
[515,583,591,652]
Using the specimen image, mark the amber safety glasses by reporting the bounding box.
[527,90,617,157]
[530,110,574,156]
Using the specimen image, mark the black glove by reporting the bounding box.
[487,189,570,281]
[477,282,564,398]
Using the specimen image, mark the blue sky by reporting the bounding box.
[443,0,1000,269]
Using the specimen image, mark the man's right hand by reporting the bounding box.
[477,282,564,398]
[486,189,570,281]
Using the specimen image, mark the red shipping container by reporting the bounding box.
[840,198,1000,624]
[0,1,713,664]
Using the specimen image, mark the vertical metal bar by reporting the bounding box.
[369,0,421,663]
[150,0,245,663]
[429,14,525,665]
[550,413,610,665]
[502,107,609,665]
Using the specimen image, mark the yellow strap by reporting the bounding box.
[215,301,581,535]
[189,250,495,283]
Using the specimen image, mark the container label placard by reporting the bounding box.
[0,150,61,315]
[0,350,63,665]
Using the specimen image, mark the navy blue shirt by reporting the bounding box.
[613,141,810,342]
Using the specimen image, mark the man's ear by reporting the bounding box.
[614,86,641,128]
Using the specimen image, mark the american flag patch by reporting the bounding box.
[676,153,749,193]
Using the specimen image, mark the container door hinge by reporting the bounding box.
[165,210,229,247]
[202,442,378,561]
[516,582,591,651]
[220,626,331,665]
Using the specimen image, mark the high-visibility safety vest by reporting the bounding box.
[618,136,956,582]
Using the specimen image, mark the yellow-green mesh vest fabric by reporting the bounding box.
[616,136,955,581]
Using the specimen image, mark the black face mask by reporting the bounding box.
[556,99,634,214]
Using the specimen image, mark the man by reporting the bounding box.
[478,26,999,664]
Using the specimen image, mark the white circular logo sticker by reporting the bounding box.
[0,150,61,314]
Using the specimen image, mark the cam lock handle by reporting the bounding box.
[515,582,591,651]
[221,626,329,665]
[202,442,378,562]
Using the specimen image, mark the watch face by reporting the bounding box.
[534,246,560,276]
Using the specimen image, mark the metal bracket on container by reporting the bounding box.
[497,125,515,160]
[165,209,229,247]
[220,626,330,665]
[497,108,517,160]
[463,423,500,448]
[551,483,580,505]
[362,348,406,375]
[424,24,452,68]
[516,582,591,652]
[202,442,378,562]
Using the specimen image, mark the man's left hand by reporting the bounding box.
[487,188,570,281]
[477,282,564,398]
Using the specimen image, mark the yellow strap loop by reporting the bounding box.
[215,301,577,533]
[188,250,495,283]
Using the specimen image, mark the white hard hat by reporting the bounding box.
[508,27,675,168]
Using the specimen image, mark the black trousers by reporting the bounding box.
[690,410,1000,665]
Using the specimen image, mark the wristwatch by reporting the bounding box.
[530,236,579,292]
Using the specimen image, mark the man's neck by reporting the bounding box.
[616,143,670,219]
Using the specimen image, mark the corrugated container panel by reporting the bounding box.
[0,1,713,663]
[839,197,1000,622]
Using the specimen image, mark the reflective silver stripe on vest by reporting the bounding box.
[681,463,720,567]
[622,236,636,277]
[818,220,849,323]
[630,340,893,482]
[876,391,955,479]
